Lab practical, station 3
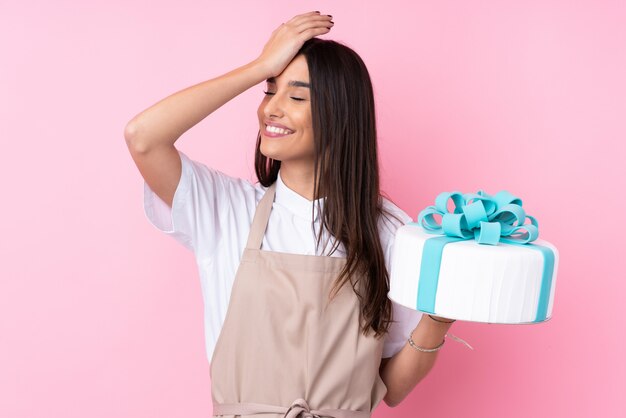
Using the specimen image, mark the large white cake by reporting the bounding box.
[389,191,559,324]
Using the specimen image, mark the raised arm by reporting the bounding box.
[124,11,333,207]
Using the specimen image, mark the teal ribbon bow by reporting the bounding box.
[417,190,539,245]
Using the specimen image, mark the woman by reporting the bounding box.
[125,11,456,416]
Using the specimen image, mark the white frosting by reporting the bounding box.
[389,225,559,324]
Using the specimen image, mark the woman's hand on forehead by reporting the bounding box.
[256,11,334,78]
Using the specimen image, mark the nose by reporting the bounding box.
[263,92,284,119]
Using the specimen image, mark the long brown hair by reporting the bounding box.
[255,38,397,339]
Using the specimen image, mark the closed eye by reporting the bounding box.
[263,91,306,101]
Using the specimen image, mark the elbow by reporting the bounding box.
[124,120,150,154]
[382,394,403,408]
[383,399,398,408]
[124,119,138,143]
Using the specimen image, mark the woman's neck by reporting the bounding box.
[279,162,318,201]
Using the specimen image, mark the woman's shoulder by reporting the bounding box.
[178,149,267,202]
[377,196,413,269]
[378,195,413,235]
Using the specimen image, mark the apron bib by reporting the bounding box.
[211,183,387,418]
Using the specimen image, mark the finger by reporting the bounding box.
[292,14,333,32]
[294,14,332,26]
[295,19,334,34]
[289,10,322,25]
[298,26,332,42]
[291,14,332,29]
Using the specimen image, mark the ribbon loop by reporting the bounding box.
[492,203,526,227]
[435,191,464,214]
[462,200,488,229]
[442,213,472,238]
[465,191,498,216]
[494,190,523,208]
[474,221,501,245]
[417,206,442,232]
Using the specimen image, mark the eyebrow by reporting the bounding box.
[266,77,310,88]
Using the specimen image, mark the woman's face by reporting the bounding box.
[257,55,314,169]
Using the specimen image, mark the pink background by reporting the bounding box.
[1,1,624,417]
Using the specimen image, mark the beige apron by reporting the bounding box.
[210,182,387,418]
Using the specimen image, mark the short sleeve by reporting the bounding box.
[378,197,424,358]
[382,301,424,358]
[378,198,413,275]
[142,149,246,254]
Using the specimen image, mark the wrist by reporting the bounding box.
[407,315,452,350]
[417,314,454,333]
[244,58,273,84]
[249,53,286,80]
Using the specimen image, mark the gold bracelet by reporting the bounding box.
[407,330,445,353]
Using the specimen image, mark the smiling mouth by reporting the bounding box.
[265,124,294,136]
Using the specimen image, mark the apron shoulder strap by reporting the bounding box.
[245,182,277,250]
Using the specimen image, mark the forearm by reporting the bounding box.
[125,59,269,151]
[380,315,453,407]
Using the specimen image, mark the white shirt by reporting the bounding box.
[143,149,423,362]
